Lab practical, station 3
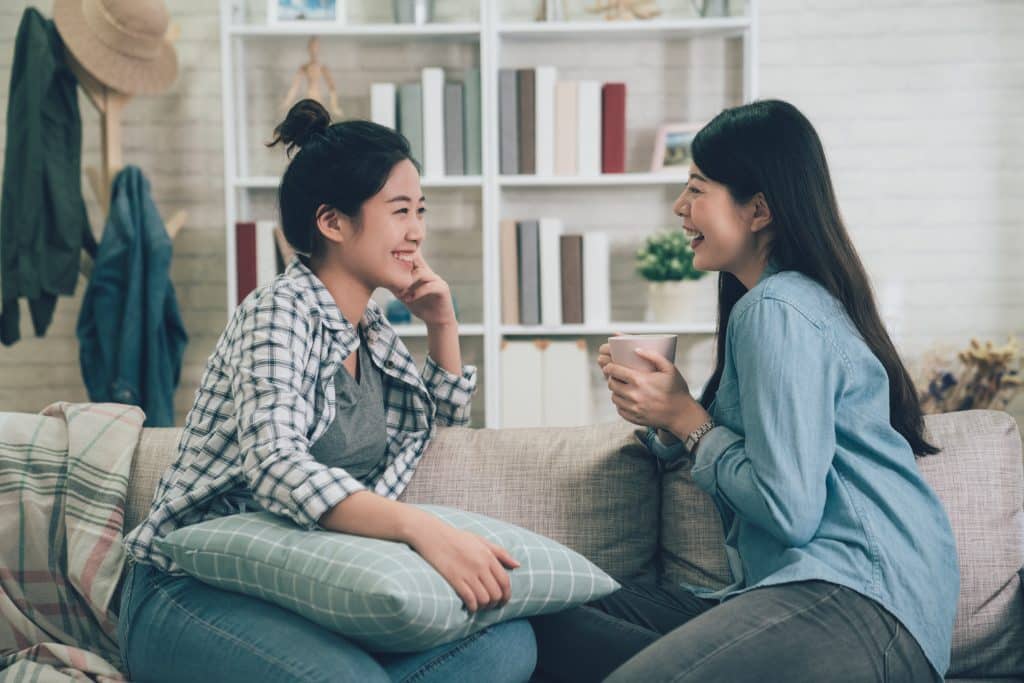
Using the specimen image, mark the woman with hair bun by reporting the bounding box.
[119,99,537,683]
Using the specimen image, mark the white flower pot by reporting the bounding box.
[645,280,703,323]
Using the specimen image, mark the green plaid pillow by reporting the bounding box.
[154,505,619,653]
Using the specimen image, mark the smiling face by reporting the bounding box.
[320,159,426,293]
[672,163,772,280]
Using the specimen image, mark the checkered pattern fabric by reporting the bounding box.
[0,402,145,680]
[154,505,619,653]
[125,257,477,573]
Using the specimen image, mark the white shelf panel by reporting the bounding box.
[233,176,483,189]
[501,322,716,337]
[499,173,688,188]
[228,23,481,39]
[392,324,485,337]
[498,17,751,40]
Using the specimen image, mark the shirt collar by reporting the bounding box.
[285,256,388,343]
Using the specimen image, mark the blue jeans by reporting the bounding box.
[117,560,537,683]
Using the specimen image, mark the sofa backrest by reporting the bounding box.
[125,421,662,579]
[660,409,1024,679]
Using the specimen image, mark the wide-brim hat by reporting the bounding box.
[53,0,177,96]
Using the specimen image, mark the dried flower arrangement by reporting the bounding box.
[917,337,1022,414]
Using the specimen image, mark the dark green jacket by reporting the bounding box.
[1,8,92,345]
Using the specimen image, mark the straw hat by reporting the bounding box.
[53,0,177,95]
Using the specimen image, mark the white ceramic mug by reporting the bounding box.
[608,334,678,372]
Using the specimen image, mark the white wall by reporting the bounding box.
[0,0,1020,427]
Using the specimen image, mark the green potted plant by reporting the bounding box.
[635,230,707,322]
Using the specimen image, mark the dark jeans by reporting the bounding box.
[531,571,934,682]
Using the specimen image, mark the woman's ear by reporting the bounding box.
[750,192,772,233]
[314,204,350,246]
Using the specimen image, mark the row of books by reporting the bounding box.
[501,219,610,326]
[500,339,593,428]
[499,67,627,176]
[370,68,482,178]
[235,221,294,305]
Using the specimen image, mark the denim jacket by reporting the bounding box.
[647,264,959,679]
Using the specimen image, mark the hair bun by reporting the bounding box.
[268,99,330,155]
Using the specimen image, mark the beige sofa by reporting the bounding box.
[126,410,1024,682]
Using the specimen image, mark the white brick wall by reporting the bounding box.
[1,0,1021,428]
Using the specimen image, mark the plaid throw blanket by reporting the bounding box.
[0,403,144,681]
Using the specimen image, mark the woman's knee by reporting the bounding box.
[478,619,539,683]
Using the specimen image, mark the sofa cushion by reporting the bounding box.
[918,410,1024,678]
[154,505,619,653]
[659,448,732,590]
[400,421,660,579]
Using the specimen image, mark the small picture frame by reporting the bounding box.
[268,0,343,26]
[650,123,702,173]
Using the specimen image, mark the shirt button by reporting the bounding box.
[385,360,395,369]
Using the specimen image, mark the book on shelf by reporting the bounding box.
[421,67,446,177]
[498,69,519,174]
[463,68,482,175]
[370,82,396,129]
[444,82,465,176]
[235,221,256,306]
[577,80,602,177]
[397,83,424,166]
[539,217,564,326]
[500,339,592,428]
[534,66,557,177]
[516,69,536,175]
[554,81,578,176]
[516,219,541,326]
[500,219,520,325]
[601,83,627,173]
[235,220,285,305]
[560,234,584,325]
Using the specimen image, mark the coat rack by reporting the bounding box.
[67,24,187,281]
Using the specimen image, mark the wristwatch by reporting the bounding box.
[684,419,717,454]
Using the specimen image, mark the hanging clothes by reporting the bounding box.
[77,166,187,427]
[0,7,92,346]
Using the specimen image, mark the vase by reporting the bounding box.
[645,280,702,323]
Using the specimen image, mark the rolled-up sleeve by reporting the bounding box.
[422,356,477,427]
[643,426,690,472]
[690,298,840,548]
[231,291,366,529]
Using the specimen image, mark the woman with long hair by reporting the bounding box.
[531,99,958,682]
[119,100,537,683]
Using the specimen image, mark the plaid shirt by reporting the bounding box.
[124,257,477,572]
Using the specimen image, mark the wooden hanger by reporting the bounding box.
[68,23,187,281]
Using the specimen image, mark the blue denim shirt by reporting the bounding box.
[77,166,187,427]
[647,264,959,679]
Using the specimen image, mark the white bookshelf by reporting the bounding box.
[219,0,758,428]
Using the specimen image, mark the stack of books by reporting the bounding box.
[370,68,482,177]
[501,219,610,326]
[234,221,294,305]
[498,66,627,176]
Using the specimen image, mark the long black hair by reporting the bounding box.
[267,99,420,257]
[693,100,938,456]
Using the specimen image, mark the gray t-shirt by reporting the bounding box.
[216,334,388,515]
[308,337,388,481]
